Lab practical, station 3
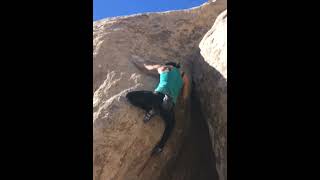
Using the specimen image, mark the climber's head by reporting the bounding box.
[165,62,180,69]
[163,61,185,77]
[157,61,182,74]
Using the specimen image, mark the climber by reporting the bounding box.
[126,60,190,156]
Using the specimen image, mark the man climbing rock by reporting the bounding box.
[126,59,190,156]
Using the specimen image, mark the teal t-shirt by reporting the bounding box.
[154,67,183,104]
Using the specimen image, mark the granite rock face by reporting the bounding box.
[193,9,227,180]
[93,1,227,180]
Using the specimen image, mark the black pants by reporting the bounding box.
[126,90,175,149]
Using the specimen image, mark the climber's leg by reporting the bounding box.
[151,107,175,155]
[126,90,153,111]
[126,91,163,122]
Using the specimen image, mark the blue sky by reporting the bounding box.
[94,0,208,21]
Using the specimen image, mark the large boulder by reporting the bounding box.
[192,9,227,180]
[93,1,227,180]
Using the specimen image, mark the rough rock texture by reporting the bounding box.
[199,10,227,79]
[193,9,227,180]
[93,1,227,180]
[165,89,219,180]
[93,0,226,92]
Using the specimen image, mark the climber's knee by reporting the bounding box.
[126,92,134,102]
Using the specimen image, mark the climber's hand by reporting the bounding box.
[151,145,163,156]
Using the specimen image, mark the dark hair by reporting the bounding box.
[165,62,180,68]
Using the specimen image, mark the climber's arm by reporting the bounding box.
[130,58,160,77]
[181,73,190,100]
[143,64,162,77]
[144,64,162,70]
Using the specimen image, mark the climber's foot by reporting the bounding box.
[151,145,163,156]
[143,109,158,123]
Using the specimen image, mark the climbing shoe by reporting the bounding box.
[151,145,163,156]
[143,109,158,123]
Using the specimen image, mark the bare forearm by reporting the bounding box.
[182,86,189,100]
[144,64,161,70]
[182,75,190,100]
[130,59,159,77]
